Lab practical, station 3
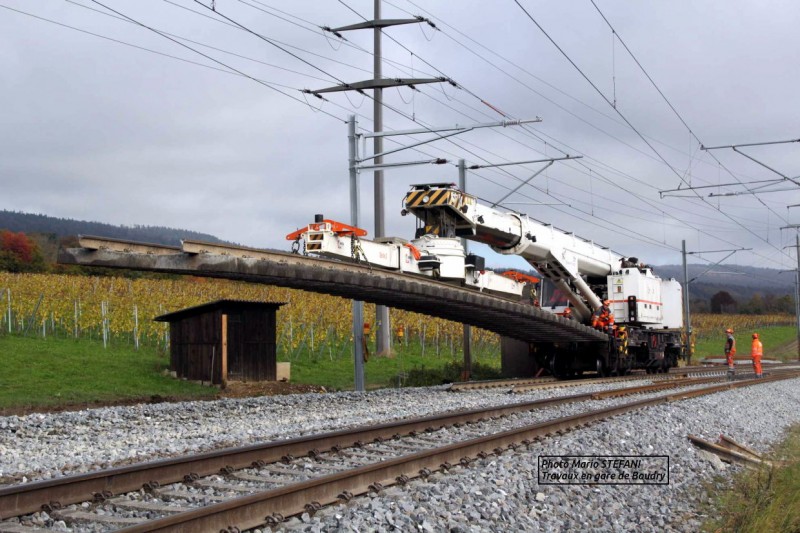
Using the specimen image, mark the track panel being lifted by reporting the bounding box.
[58,237,607,344]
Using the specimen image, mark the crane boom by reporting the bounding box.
[402,183,682,328]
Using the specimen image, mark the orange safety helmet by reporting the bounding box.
[752,333,759,339]
[563,307,571,315]
[725,328,734,334]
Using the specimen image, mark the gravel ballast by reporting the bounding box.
[2,377,800,532]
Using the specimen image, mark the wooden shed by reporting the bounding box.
[154,300,285,385]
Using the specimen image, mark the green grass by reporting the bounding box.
[11,324,793,412]
[692,325,798,362]
[0,333,500,412]
[0,335,215,412]
[704,424,800,533]
[279,339,501,390]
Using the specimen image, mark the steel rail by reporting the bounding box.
[448,376,556,391]
[0,372,759,520]
[590,375,724,399]
[116,372,799,532]
[687,435,768,466]
[509,370,725,393]
[57,237,608,343]
[448,365,725,392]
[0,387,612,518]
[0,371,737,519]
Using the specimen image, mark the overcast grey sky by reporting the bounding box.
[2,0,799,273]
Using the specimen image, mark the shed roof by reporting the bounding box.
[154,299,286,322]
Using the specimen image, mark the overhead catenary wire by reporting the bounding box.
[389,0,777,235]
[66,0,340,84]
[381,0,791,271]
[82,0,348,123]
[225,0,776,260]
[330,0,728,246]
[587,0,791,228]
[11,1,793,272]
[512,0,793,266]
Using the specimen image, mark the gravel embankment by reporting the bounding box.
[2,377,799,532]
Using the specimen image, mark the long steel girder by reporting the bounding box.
[57,237,608,344]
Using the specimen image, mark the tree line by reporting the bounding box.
[692,290,795,315]
[0,210,226,247]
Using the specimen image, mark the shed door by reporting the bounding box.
[226,314,244,381]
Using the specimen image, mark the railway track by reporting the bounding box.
[449,366,728,393]
[2,371,796,532]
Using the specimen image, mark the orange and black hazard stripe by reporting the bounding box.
[404,188,452,208]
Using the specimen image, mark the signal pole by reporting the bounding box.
[796,234,800,362]
[782,231,800,361]
[373,0,389,356]
[317,3,444,356]
[459,159,472,380]
[682,243,751,364]
[682,240,692,363]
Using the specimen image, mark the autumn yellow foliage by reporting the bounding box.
[691,313,794,340]
[0,273,497,353]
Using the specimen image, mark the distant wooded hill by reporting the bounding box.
[655,264,794,306]
[0,210,226,247]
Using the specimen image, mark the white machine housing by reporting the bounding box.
[608,267,683,329]
[292,220,528,298]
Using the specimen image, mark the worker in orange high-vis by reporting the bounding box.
[724,328,736,381]
[751,333,763,378]
[592,300,615,333]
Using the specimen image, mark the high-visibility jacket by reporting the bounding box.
[751,339,763,360]
[592,306,615,328]
[751,338,763,376]
[724,335,736,356]
[725,335,736,367]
